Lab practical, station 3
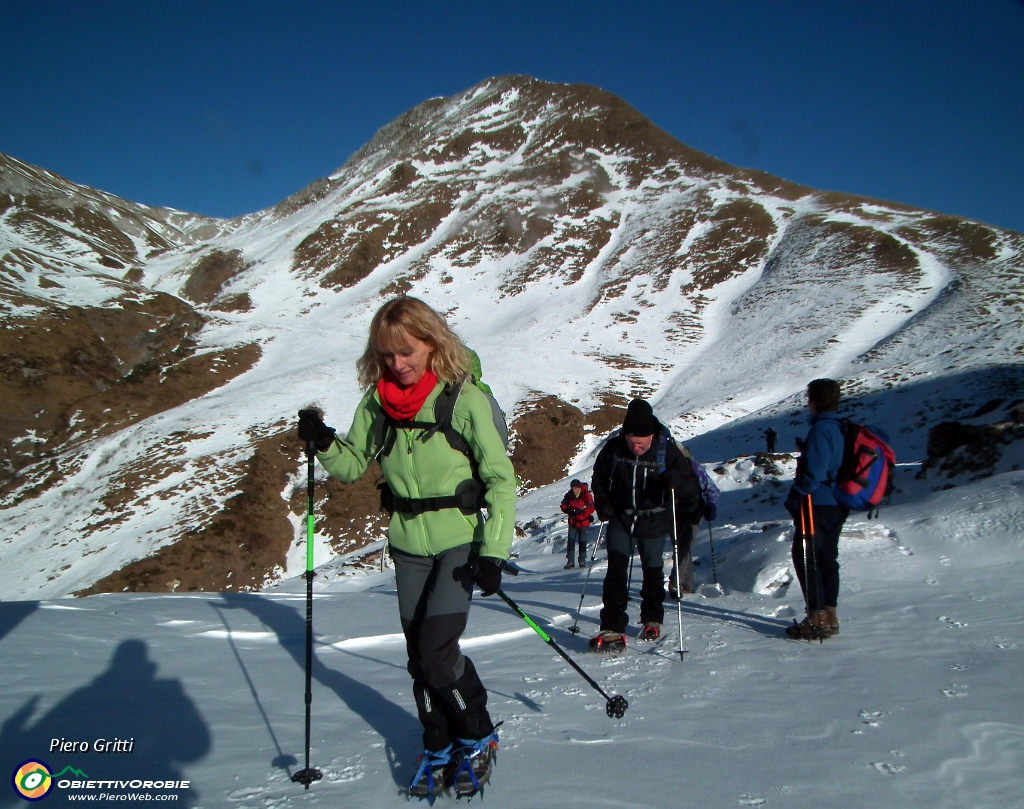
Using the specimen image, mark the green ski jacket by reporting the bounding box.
[317,381,516,560]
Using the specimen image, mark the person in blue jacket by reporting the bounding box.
[784,378,850,640]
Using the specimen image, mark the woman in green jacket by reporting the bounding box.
[297,296,516,801]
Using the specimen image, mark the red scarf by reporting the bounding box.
[377,369,438,421]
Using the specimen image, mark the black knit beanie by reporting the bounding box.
[622,399,656,436]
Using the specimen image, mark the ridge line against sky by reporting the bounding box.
[2,1,1023,234]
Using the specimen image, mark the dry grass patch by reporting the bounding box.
[181,249,247,305]
[78,430,300,594]
[0,294,262,507]
[679,199,776,293]
[510,396,585,490]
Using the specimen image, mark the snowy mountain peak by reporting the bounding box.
[1,76,1022,600]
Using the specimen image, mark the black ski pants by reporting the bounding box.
[599,521,667,633]
[392,544,494,752]
[789,501,849,610]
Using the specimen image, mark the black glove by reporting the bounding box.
[472,556,505,597]
[297,409,336,451]
[703,503,717,522]
[659,468,686,490]
[784,492,803,519]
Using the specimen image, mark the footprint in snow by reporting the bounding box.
[738,794,766,806]
[872,762,907,775]
[859,710,884,727]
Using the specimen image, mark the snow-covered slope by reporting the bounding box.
[1,75,1022,600]
[2,459,1022,808]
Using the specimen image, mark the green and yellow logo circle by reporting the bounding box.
[12,760,53,801]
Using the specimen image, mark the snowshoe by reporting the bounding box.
[639,622,661,641]
[451,731,499,798]
[588,630,626,653]
[409,744,453,804]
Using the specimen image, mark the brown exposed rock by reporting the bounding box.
[0,294,262,505]
[510,396,585,489]
[584,395,628,436]
[272,176,341,218]
[80,429,391,595]
[918,415,1024,479]
[295,198,453,290]
[210,293,253,313]
[79,429,300,594]
[181,249,247,304]
[431,126,527,162]
[895,215,999,263]
[288,459,389,557]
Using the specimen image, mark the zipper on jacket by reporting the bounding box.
[401,427,428,555]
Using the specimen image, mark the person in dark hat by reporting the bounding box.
[560,478,596,568]
[588,399,702,650]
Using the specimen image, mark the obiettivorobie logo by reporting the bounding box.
[11,761,87,801]
[11,760,190,801]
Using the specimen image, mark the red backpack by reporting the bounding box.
[834,421,896,518]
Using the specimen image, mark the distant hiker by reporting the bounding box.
[765,427,778,453]
[784,379,850,640]
[297,296,515,800]
[668,450,721,598]
[560,479,595,569]
[589,399,702,651]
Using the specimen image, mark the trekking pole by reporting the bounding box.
[291,440,323,789]
[496,588,628,719]
[670,489,686,661]
[568,521,605,635]
[792,498,812,640]
[707,521,719,586]
[626,544,635,598]
[806,495,823,645]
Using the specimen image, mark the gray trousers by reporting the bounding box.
[392,545,493,750]
[567,526,589,562]
[669,521,699,593]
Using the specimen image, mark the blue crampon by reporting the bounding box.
[451,731,499,798]
[409,744,453,804]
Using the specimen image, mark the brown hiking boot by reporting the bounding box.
[785,610,833,640]
[823,606,839,636]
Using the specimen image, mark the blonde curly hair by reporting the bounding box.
[357,296,470,389]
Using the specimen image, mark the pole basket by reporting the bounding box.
[291,768,323,789]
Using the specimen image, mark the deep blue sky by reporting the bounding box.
[3,1,1023,233]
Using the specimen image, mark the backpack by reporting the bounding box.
[372,350,509,515]
[834,420,896,517]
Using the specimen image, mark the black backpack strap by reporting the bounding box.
[372,383,463,462]
[389,478,484,516]
[432,382,473,459]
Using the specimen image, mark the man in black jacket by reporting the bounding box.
[589,399,702,651]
